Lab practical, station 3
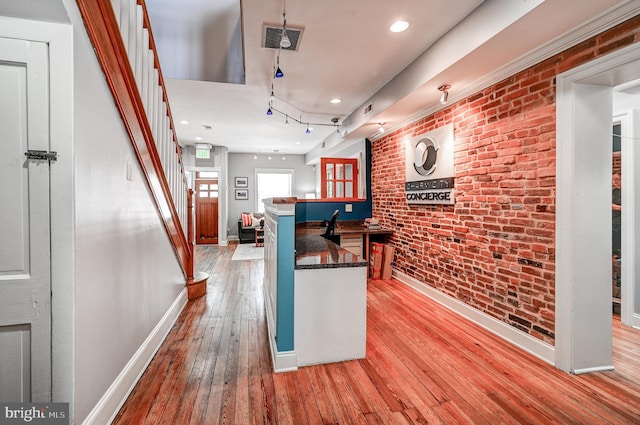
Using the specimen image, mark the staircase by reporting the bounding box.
[76,0,207,298]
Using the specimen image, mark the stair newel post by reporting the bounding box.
[185,187,207,299]
[187,188,195,279]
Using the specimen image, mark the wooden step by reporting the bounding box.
[186,271,208,300]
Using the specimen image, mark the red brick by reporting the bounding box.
[371,17,639,346]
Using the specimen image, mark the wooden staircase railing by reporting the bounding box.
[76,0,202,294]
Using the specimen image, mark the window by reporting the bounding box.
[321,158,358,200]
[197,171,218,178]
[196,172,219,198]
[255,169,293,213]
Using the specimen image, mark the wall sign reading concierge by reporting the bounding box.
[405,124,455,205]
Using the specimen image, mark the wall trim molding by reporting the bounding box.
[273,351,298,373]
[572,365,615,375]
[82,289,188,425]
[392,270,555,365]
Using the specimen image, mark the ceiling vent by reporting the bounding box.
[262,24,304,51]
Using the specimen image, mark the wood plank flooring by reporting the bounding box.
[113,244,640,424]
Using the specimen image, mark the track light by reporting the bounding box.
[306,124,311,134]
[438,84,451,104]
[285,115,289,126]
[280,13,291,48]
[267,104,273,115]
[275,52,284,78]
[378,123,386,134]
[280,29,291,48]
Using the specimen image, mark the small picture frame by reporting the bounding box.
[235,189,249,200]
[235,177,248,188]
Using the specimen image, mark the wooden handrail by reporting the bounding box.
[76,0,193,279]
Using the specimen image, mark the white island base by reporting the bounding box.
[294,266,367,366]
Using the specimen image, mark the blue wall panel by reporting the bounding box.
[295,200,371,222]
[276,214,295,352]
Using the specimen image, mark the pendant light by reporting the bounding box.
[275,53,284,78]
[280,13,291,48]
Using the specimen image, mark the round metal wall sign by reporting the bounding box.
[413,136,438,176]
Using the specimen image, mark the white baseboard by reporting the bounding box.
[392,270,555,365]
[633,313,640,330]
[273,351,298,373]
[572,365,615,375]
[82,288,188,425]
[262,283,298,373]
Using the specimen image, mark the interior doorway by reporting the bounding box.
[556,43,640,374]
[0,35,52,402]
[612,123,622,316]
[613,109,639,328]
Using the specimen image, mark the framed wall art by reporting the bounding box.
[235,177,248,188]
[235,189,249,200]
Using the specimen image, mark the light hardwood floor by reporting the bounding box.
[113,244,640,424]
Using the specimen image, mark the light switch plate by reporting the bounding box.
[126,160,133,181]
[345,204,353,212]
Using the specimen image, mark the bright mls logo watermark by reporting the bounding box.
[0,404,68,425]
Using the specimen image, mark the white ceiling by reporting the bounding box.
[146,0,640,157]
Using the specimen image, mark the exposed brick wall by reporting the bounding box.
[372,16,640,345]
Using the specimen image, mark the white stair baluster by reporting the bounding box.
[141,29,150,109]
[134,5,143,85]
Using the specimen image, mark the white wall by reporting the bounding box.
[63,1,186,422]
[227,153,314,237]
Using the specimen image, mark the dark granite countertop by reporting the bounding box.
[297,221,394,236]
[295,231,368,269]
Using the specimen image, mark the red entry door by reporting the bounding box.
[195,178,219,244]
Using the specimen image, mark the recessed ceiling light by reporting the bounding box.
[179,120,189,125]
[390,20,409,33]
[330,98,342,104]
[195,136,203,141]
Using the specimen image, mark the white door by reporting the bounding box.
[0,37,52,402]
